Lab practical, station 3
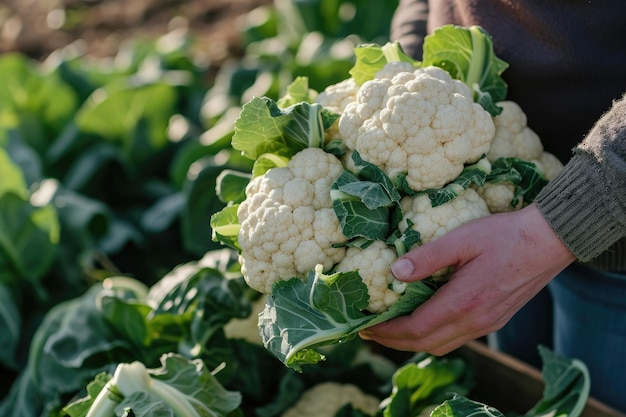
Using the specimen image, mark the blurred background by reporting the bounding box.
[0,0,400,412]
[0,0,270,61]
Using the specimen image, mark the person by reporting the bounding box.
[359,0,626,412]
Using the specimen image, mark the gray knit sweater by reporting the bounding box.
[535,95,626,269]
[391,0,626,270]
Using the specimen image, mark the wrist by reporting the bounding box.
[521,203,577,266]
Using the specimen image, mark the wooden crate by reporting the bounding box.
[458,340,626,417]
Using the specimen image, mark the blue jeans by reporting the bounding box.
[487,263,626,413]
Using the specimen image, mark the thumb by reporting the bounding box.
[391,231,469,282]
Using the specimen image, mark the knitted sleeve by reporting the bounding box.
[534,93,626,263]
[390,0,429,59]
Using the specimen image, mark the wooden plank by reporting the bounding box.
[459,340,626,417]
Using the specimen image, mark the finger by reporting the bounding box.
[360,278,510,348]
[365,267,485,340]
[362,274,544,354]
[391,225,481,282]
[359,289,468,351]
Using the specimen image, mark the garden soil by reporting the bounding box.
[0,0,272,64]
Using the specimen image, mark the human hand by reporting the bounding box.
[359,204,576,355]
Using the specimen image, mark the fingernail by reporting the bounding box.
[358,330,372,340]
[391,258,414,280]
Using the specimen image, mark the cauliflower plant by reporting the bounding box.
[338,64,496,192]
[212,29,561,371]
[280,382,380,417]
[237,148,347,294]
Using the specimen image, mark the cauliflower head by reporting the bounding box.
[334,240,405,313]
[237,148,348,293]
[338,64,495,192]
[281,382,380,417]
[399,187,490,244]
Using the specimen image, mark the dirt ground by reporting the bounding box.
[0,0,273,63]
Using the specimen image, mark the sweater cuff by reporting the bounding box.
[534,152,623,262]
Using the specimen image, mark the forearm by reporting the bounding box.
[390,0,429,59]
[534,93,626,263]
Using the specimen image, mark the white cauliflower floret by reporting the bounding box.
[338,65,495,192]
[315,78,360,146]
[315,77,359,114]
[475,183,522,213]
[334,240,404,313]
[281,382,380,417]
[487,100,543,162]
[374,61,416,80]
[535,151,564,180]
[237,148,347,293]
[399,188,490,280]
[399,188,490,244]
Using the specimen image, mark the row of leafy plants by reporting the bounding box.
[0,0,400,414]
